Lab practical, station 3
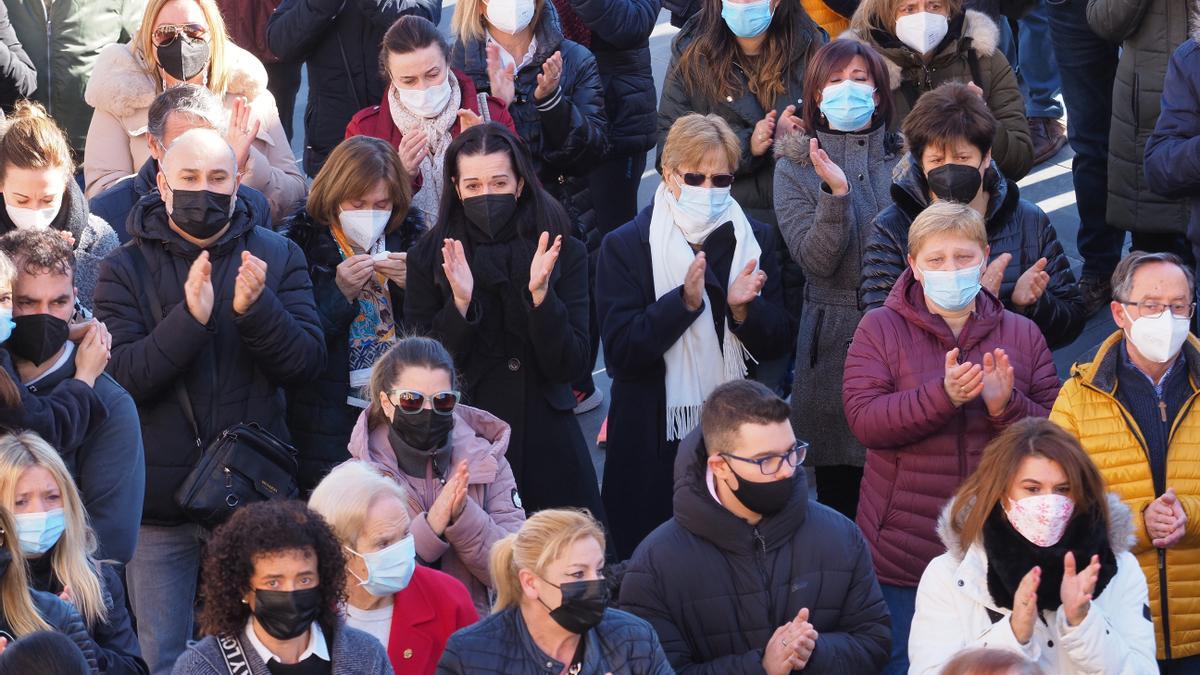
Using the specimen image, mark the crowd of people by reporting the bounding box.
[0,0,1190,672]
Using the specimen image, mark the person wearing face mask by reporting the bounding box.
[84,0,307,225]
[173,500,392,675]
[344,337,524,617]
[620,379,891,673]
[1051,251,1200,671]
[439,508,671,673]
[843,201,1060,675]
[860,83,1085,349]
[405,124,604,522]
[309,461,477,673]
[93,127,325,675]
[910,418,1157,673]
[0,432,146,675]
[596,114,792,559]
[846,0,1033,181]
[773,40,902,522]
[283,137,423,493]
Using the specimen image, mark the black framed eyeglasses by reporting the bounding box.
[682,172,735,188]
[1118,300,1196,320]
[721,441,809,475]
[152,23,209,47]
[387,389,461,415]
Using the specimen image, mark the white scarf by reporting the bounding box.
[389,74,461,226]
[649,182,761,441]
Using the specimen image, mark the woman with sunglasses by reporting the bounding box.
[82,0,306,225]
[346,336,524,617]
[595,113,793,560]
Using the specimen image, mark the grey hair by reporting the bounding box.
[146,84,227,142]
[1111,251,1196,302]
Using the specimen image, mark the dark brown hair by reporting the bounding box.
[801,40,894,134]
[307,136,412,236]
[700,380,791,454]
[901,82,996,164]
[941,648,1044,675]
[0,230,76,279]
[950,418,1110,550]
[378,15,451,82]
[366,336,460,427]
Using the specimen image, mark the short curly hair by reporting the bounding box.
[197,501,347,638]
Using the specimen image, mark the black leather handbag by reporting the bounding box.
[126,244,299,529]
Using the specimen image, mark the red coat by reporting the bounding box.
[386,565,478,675]
[842,267,1060,588]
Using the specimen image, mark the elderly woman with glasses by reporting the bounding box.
[595,113,794,560]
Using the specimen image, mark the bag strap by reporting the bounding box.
[217,634,251,675]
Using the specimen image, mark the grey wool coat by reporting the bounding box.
[773,125,901,467]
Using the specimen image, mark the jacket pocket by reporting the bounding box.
[808,308,826,368]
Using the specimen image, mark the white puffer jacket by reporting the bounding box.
[909,493,1158,674]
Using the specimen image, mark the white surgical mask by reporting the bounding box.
[668,184,733,243]
[1006,494,1074,547]
[346,535,416,597]
[6,203,60,230]
[1125,306,1192,364]
[393,75,454,118]
[339,209,390,251]
[894,12,949,54]
[485,0,535,35]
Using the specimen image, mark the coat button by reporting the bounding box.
[858,173,865,180]
[403,649,413,659]
[508,358,521,372]
[858,139,865,146]
[957,580,964,587]
[1047,640,1054,648]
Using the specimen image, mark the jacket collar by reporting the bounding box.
[1070,331,1200,396]
[882,267,1005,352]
[127,192,260,260]
[890,154,1016,227]
[843,10,1001,91]
[372,69,479,133]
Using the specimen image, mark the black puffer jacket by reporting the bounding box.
[452,6,608,246]
[94,194,326,525]
[0,590,102,674]
[266,0,441,177]
[859,157,1086,349]
[618,430,892,674]
[283,207,422,491]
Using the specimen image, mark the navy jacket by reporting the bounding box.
[0,590,102,673]
[1145,36,1200,265]
[0,347,109,457]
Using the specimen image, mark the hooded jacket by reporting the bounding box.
[93,193,325,525]
[82,42,305,225]
[845,10,1033,180]
[910,494,1157,673]
[618,430,892,673]
[1144,33,1200,260]
[345,404,525,616]
[844,268,1060,587]
[860,156,1086,349]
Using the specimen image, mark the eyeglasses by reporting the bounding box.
[152,23,209,47]
[681,172,735,188]
[1119,300,1196,319]
[721,441,808,475]
[387,389,461,415]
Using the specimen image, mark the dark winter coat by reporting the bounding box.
[859,157,1086,349]
[657,12,824,225]
[0,348,108,458]
[93,193,325,525]
[1145,34,1200,261]
[843,268,1060,587]
[1088,0,1191,234]
[283,207,422,492]
[266,0,441,177]
[618,429,892,673]
[0,1,34,112]
[174,622,392,675]
[773,126,901,468]
[0,589,103,673]
[437,605,672,674]
[452,6,609,247]
[595,203,794,560]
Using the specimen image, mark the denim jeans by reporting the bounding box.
[879,583,917,675]
[997,9,1064,119]
[126,523,205,675]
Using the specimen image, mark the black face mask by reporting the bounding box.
[462,194,519,242]
[165,183,234,240]
[8,314,70,366]
[389,407,455,453]
[156,37,210,82]
[926,162,984,204]
[538,578,609,634]
[724,460,796,517]
[251,588,322,641]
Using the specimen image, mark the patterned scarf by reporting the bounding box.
[331,225,396,407]
[388,74,461,226]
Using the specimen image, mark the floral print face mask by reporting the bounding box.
[1005,494,1075,547]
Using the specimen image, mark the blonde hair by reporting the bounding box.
[660,114,741,177]
[136,0,231,97]
[907,201,987,258]
[850,0,964,37]
[307,136,412,238]
[0,433,106,628]
[0,505,50,636]
[0,101,74,181]
[308,461,411,549]
[451,0,545,43]
[489,509,604,612]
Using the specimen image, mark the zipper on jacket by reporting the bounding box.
[44,13,52,113]
[1159,549,1173,661]
[751,526,774,620]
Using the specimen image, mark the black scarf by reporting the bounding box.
[982,504,1118,614]
[388,427,454,481]
[463,216,535,347]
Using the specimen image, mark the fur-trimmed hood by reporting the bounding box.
[840,9,1001,90]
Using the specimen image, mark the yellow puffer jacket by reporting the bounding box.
[801,0,849,37]
[1050,330,1200,661]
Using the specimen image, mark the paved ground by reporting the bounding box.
[289,4,1117,483]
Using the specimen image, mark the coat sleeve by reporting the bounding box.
[76,385,143,565]
[242,91,308,224]
[1054,553,1158,673]
[859,212,905,311]
[567,0,660,49]
[309,266,360,341]
[266,0,342,62]
[442,455,526,586]
[82,110,138,199]
[1022,219,1085,349]
[986,322,1059,427]
[775,158,856,280]
[0,347,108,455]
[357,0,441,25]
[232,239,327,386]
[525,238,592,383]
[728,224,795,361]
[1085,0,1150,42]
[537,48,609,171]
[0,4,36,103]
[1144,46,1200,200]
[94,565,149,675]
[842,312,962,448]
[982,54,1033,181]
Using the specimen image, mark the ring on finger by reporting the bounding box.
[782,639,789,647]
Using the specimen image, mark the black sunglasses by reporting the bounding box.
[682,172,735,188]
[388,389,461,415]
[152,23,208,48]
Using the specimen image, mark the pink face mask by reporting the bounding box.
[1005,494,1075,547]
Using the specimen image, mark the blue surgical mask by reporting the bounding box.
[0,307,14,343]
[14,508,65,556]
[819,80,877,132]
[347,534,416,597]
[919,263,983,311]
[721,0,774,38]
[670,184,733,242]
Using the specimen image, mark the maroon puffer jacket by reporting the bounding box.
[842,267,1060,587]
